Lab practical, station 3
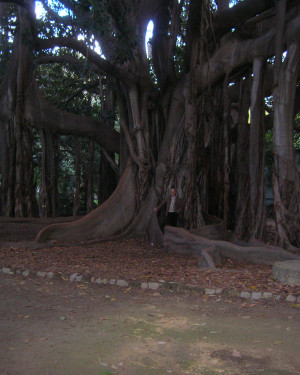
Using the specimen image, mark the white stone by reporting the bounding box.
[116,279,129,287]
[262,292,273,299]
[240,291,251,299]
[75,275,83,282]
[215,288,223,294]
[274,295,281,300]
[70,273,79,282]
[205,288,215,295]
[141,282,148,289]
[149,282,160,290]
[37,271,47,278]
[22,270,29,277]
[109,279,116,285]
[286,295,296,302]
[47,272,54,279]
[251,292,262,300]
[2,267,13,275]
[101,279,108,284]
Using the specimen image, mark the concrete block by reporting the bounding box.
[273,260,300,286]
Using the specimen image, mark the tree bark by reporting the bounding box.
[273,41,300,248]
[249,57,266,240]
[35,163,137,242]
[86,139,95,213]
[73,138,81,216]
[164,226,300,267]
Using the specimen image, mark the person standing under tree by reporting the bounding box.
[154,186,183,227]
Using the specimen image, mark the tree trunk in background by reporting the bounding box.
[0,120,16,216]
[86,140,95,213]
[39,129,50,217]
[39,130,58,217]
[13,7,38,217]
[249,57,266,240]
[73,138,81,216]
[50,134,59,217]
[233,77,251,240]
[222,73,231,228]
[273,41,300,248]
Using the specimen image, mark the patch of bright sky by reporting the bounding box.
[145,20,154,57]
[229,0,239,7]
[35,1,46,19]
[36,3,153,58]
[35,1,69,19]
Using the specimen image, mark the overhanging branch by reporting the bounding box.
[36,37,138,85]
[25,83,120,154]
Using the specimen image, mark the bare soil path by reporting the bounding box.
[1,273,300,375]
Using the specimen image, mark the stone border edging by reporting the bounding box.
[1,266,300,303]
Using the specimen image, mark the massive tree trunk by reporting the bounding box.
[0,7,38,217]
[36,163,137,242]
[273,41,300,248]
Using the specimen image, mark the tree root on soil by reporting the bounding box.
[163,226,300,268]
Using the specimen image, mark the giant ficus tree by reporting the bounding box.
[0,0,300,253]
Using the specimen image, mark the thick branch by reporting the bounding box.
[0,0,26,7]
[200,12,300,90]
[58,79,99,108]
[25,84,120,154]
[37,38,138,85]
[214,0,278,38]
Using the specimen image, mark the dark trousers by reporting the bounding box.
[166,212,178,227]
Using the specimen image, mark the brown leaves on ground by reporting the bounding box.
[1,239,299,295]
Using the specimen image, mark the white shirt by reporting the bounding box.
[169,196,176,212]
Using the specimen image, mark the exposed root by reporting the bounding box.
[164,226,300,266]
[35,165,136,242]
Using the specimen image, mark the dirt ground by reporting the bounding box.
[0,218,300,295]
[1,273,300,375]
[1,218,300,374]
